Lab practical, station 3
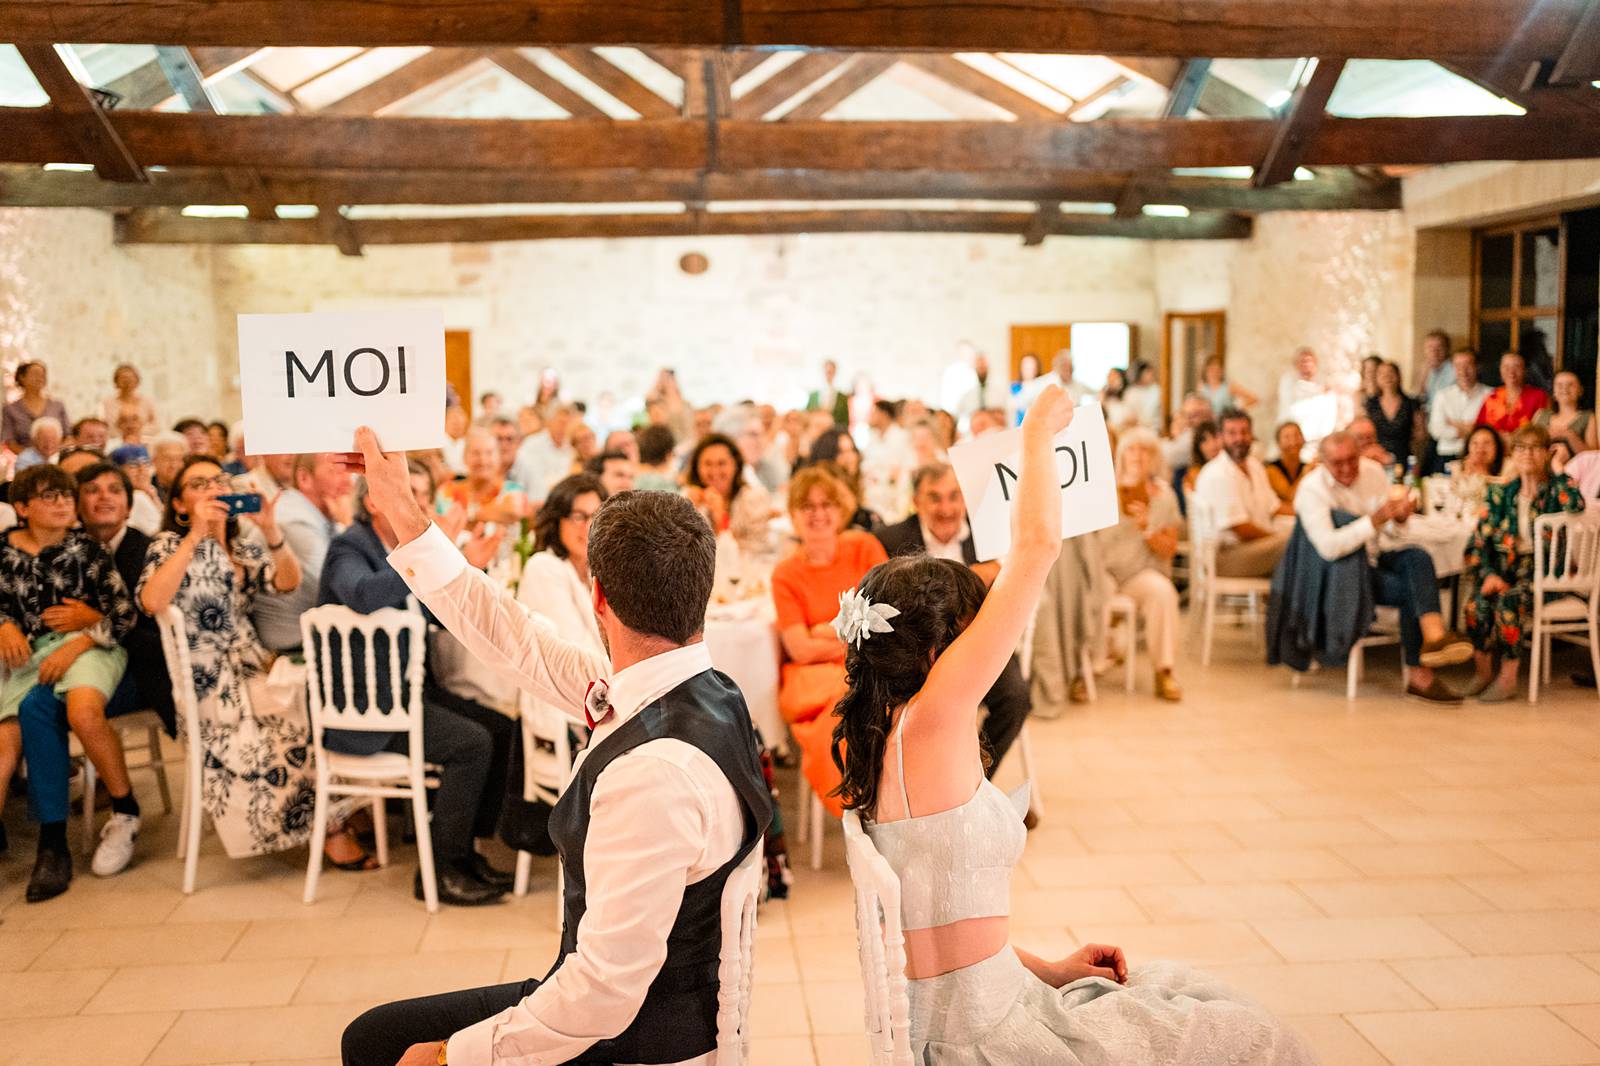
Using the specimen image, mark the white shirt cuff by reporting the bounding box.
[446,1018,495,1066]
[386,521,468,594]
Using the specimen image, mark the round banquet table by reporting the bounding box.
[1394,513,1476,578]
[703,599,785,750]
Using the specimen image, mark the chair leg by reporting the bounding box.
[1201,591,1216,666]
[412,782,439,914]
[82,758,97,858]
[809,793,824,871]
[514,850,533,897]
[793,760,809,845]
[1079,649,1098,703]
[1347,645,1361,700]
[302,774,331,904]
[371,797,389,868]
[1544,634,1553,685]
[149,725,173,814]
[176,774,191,861]
[1123,609,1136,694]
[1529,622,1542,703]
[181,767,203,895]
[1018,725,1044,818]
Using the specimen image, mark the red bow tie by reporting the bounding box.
[584,680,613,729]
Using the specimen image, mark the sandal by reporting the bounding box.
[324,827,379,872]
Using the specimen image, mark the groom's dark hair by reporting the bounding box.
[588,490,716,644]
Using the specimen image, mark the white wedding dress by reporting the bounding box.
[866,707,1317,1065]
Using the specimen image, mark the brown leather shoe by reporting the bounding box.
[1068,677,1090,704]
[1405,677,1464,705]
[1419,630,1474,668]
[1154,670,1183,702]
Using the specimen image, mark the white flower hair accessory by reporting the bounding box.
[832,587,902,648]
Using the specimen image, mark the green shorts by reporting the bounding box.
[0,631,128,722]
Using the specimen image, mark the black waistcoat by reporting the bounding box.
[546,667,772,1065]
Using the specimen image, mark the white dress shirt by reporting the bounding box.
[127,490,161,536]
[510,432,570,498]
[1192,453,1280,546]
[388,524,742,1066]
[1428,382,1491,457]
[1294,459,1405,563]
[919,518,970,563]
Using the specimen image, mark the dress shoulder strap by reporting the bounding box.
[891,702,913,817]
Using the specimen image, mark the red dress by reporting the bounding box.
[1476,386,1549,433]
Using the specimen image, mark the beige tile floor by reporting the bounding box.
[7,626,1600,1065]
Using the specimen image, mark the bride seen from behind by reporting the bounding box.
[830,383,1314,1064]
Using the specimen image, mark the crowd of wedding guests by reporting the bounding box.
[0,333,1588,908]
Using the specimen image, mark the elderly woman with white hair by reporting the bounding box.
[14,417,63,472]
[1096,427,1184,701]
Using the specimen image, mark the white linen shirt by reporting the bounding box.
[388,523,743,1066]
[1427,382,1491,457]
[1294,458,1404,563]
[919,518,970,563]
[1192,453,1279,546]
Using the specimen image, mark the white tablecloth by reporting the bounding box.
[1395,514,1476,578]
[703,599,784,748]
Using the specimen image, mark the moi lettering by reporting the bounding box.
[994,441,1091,503]
[285,346,410,399]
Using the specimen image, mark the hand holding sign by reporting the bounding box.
[348,426,434,547]
[948,394,1118,562]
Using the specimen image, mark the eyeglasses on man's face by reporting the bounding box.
[25,489,74,505]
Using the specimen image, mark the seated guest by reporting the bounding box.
[1366,360,1422,469]
[518,474,607,659]
[112,411,145,449]
[1296,432,1474,704]
[1192,409,1289,576]
[602,428,639,464]
[56,447,102,481]
[101,363,158,436]
[319,466,513,905]
[1463,425,1586,701]
[206,421,231,463]
[582,450,635,496]
[1099,431,1184,701]
[111,444,164,534]
[1164,392,1214,472]
[1451,426,1505,515]
[137,455,364,863]
[252,453,352,654]
[1478,352,1550,435]
[2,361,68,455]
[1534,370,1597,455]
[1429,347,1491,473]
[14,416,62,472]
[809,427,881,531]
[173,418,211,456]
[876,463,1036,755]
[510,403,578,497]
[70,417,109,453]
[1175,419,1221,515]
[686,432,776,557]
[1561,446,1600,506]
[772,466,887,815]
[237,448,294,499]
[150,431,189,502]
[633,424,679,492]
[439,427,526,525]
[441,405,470,475]
[0,464,137,901]
[1348,416,1396,467]
[1265,421,1311,515]
[1198,353,1258,415]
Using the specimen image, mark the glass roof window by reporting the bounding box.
[0,45,48,107]
[1327,60,1524,117]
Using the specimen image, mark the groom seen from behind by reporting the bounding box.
[339,426,772,1066]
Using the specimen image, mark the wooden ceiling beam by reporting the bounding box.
[1254,58,1347,187]
[783,54,898,120]
[317,202,363,255]
[731,53,850,119]
[1552,0,1600,84]
[4,111,1596,173]
[1062,75,1129,118]
[115,206,1253,246]
[1,0,1577,62]
[489,49,608,118]
[550,48,677,119]
[0,163,1402,211]
[13,46,145,182]
[899,54,1062,120]
[321,47,490,115]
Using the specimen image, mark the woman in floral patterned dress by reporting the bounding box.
[138,455,362,860]
[1462,424,1585,702]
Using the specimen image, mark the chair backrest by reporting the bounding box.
[1534,512,1600,597]
[714,847,763,1066]
[1185,494,1221,586]
[517,689,575,806]
[841,810,914,1066]
[155,606,217,745]
[299,604,427,749]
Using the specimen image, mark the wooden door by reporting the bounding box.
[1161,311,1225,431]
[445,330,473,417]
[1010,324,1071,382]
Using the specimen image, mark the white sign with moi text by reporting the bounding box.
[238,309,446,455]
[948,401,1118,562]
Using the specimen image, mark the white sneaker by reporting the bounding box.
[91,813,140,877]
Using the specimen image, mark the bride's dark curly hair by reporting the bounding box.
[830,553,989,818]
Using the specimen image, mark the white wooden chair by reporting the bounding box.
[713,848,764,1066]
[1530,513,1600,702]
[841,809,914,1066]
[1187,496,1273,666]
[1346,606,1406,699]
[155,607,215,895]
[300,604,439,911]
[1103,593,1138,693]
[76,708,174,856]
[794,755,830,871]
[513,689,575,924]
